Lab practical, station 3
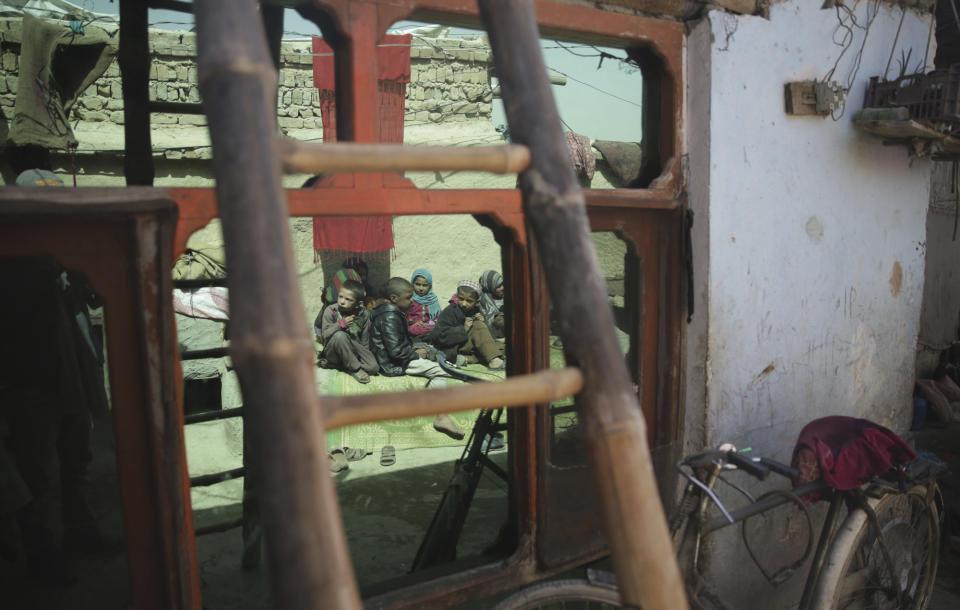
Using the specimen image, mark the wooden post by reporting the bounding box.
[118,0,154,185]
[193,2,362,608]
[477,1,688,608]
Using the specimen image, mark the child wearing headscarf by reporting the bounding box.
[477,270,505,341]
[433,280,505,370]
[407,268,441,339]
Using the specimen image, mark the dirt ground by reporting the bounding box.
[0,437,512,610]
[2,418,959,609]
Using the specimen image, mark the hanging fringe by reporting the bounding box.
[315,248,395,266]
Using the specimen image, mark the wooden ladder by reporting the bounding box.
[192,1,687,608]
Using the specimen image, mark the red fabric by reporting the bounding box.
[406,301,436,337]
[311,35,411,90]
[565,131,595,181]
[311,35,411,142]
[791,416,916,499]
[310,35,410,257]
[312,216,394,261]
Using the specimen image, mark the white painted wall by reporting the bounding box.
[687,2,933,605]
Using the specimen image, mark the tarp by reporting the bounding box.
[0,0,116,22]
[7,13,117,150]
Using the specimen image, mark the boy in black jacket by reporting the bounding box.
[370,277,464,439]
[433,280,505,370]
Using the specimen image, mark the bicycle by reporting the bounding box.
[493,443,942,609]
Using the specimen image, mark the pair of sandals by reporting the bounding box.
[328,446,371,472]
[329,445,396,470]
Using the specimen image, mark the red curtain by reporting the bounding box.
[310,35,412,260]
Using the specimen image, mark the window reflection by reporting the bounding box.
[177,213,514,604]
[393,23,649,190]
[549,232,631,468]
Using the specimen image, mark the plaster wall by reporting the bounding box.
[701,0,931,455]
[687,2,933,605]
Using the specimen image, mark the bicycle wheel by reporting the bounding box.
[810,485,940,610]
[491,579,623,609]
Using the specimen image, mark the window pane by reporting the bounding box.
[549,232,630,467]
[177,212,515,602]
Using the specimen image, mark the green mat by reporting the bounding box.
[321,365,505,451]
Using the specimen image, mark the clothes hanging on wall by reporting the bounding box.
[7,13,117,151]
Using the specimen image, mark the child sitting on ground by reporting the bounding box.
[407,268,441,339]
[319,267,361,309]
[477,270,506,341]
[433,280,505,370]
[316,279,379,384]
[370,277,465,440]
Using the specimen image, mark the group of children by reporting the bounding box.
[314,264,506,440]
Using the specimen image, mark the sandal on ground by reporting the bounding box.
[328,448,349,473]
[487,357,505,370]
[433,414,465,440]
[380,445,396,467]
[343,446,371,462]
[350,369,371,384]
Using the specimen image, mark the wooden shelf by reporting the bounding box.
[855,117,960,160]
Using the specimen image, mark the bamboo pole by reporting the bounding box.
[278,139,531,175]
[477,1,689,608]
[325,367,582,429]
[193,2,362,609]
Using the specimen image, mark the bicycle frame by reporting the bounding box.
[672,449,937,610]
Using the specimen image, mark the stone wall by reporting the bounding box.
[0,19,495,156]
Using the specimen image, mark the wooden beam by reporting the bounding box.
[324,368,583,429]
[119,0,154,185]
[278,139,531,174]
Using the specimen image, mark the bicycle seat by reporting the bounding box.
[791,416,917,501]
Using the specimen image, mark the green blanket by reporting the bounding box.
[318,340,574,451]
[321,365,505,451]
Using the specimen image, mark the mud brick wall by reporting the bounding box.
[0,20,494,147]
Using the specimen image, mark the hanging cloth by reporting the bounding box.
[310,35,411,260]
[8,14,117,150]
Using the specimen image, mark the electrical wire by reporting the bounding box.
[883,7,906,81]
[546,67,642,109]
[823,0,881,121]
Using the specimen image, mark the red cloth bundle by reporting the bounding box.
[791,416,916,501]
